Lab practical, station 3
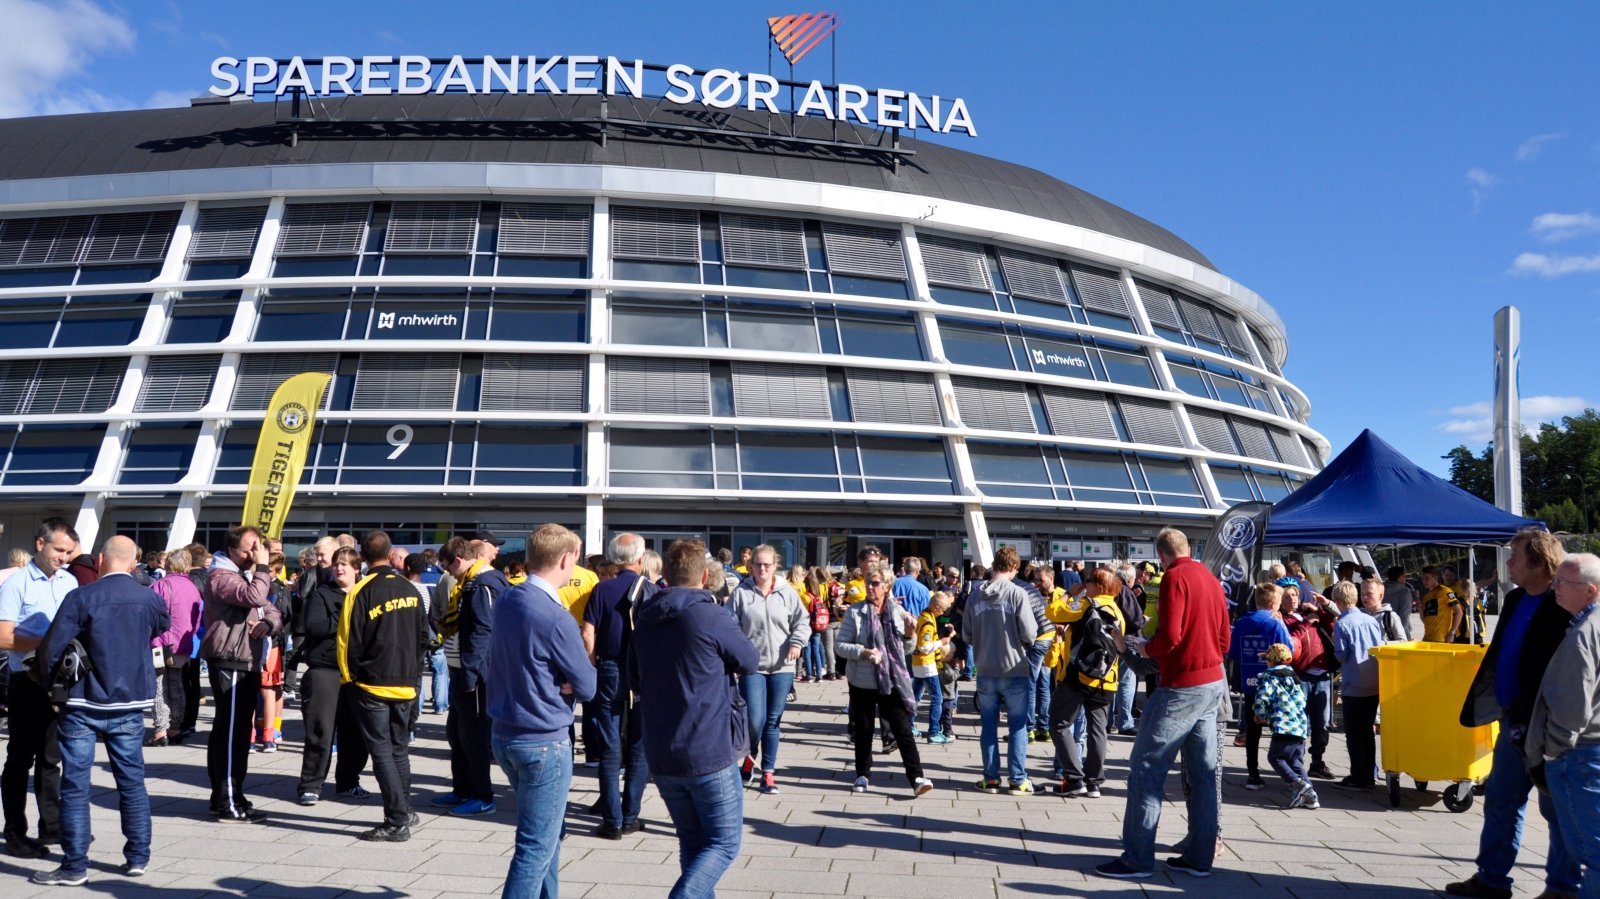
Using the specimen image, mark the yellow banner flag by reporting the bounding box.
[241,371,332,539]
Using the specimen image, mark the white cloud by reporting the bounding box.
[1435,395,1592,443]
[1516,132,1565,162]
[1510,251,1600,277]
[1466,167,1498,211]
[144,89,194,109]
[0,0,135,118]
[1531,211,1600,243]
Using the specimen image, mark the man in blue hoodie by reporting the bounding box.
[1229,583,1293,790]
[632,540,759,899]
[487,523,596,899]
[30,536,167,886]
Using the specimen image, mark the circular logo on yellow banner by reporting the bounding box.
[277,401,311,434]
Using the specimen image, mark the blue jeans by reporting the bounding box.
[977,675,1030,784]
[58,708,149,875]
[594,660,649,829]
[492,735,572,899]
[1546,743,1600,899]
[1475,724,1579,892]
[738,671,794,773]
[1024,642,1048,731]
[429,649,449,713]
[913,675,943,736]
[1111,652,1139,731]
[1120,679,1226,873]
[656,763,744,899]
[803,634,826,679]
[1298,675,1331,762]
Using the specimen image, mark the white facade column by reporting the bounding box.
[584,198,611,554]
[166,492,204,550]
[73,493,106,552]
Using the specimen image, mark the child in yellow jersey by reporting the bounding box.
[912,592,955,743]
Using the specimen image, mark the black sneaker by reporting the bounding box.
[30,866,87,886]
[358,824,411,843]
[620,820,643,835]
[214,808,267,824]
[1167,856,1213,878]
[405,812,420,828]
[1307,761,1336,780]
[1336,776,1376,790]
[592,823,624,840]
[337,785,372,800]
[1444,875,1513,899]
[121,861,147,877]
[1094,859,1151,880]
[5,830,47,859]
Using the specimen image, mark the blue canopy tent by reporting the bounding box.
[1265,429,1541,546]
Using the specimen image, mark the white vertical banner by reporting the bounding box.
[1493,305,1522,598]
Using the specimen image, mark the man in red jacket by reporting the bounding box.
[1097,527,1230,881]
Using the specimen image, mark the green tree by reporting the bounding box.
[1446,408,1600,531]
[1444,444,1494,502]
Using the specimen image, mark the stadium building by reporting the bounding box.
[0,69,1325,565]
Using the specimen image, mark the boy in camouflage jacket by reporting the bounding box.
[1252,643,1320,810]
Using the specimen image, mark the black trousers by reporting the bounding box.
[1244,701,1265,777]
[1048,682,1111,789]
[353,692,413,827]
[446,670,493,801]
[207,667,262,814]
[180,658,202,732]
[295,667,370,795]
[1,675,60,839]
[847,685,922,783]
[1343,694,1380,785]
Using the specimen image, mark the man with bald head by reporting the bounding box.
[29,536,168,886]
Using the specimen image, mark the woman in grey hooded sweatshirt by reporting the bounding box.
[727,545,810,794]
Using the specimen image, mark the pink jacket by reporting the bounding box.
[151,574,203,656]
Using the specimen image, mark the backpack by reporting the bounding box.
[810,597,830,632]
[1069,602,1119,682]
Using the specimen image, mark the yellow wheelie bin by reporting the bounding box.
[1368,641,1497,812]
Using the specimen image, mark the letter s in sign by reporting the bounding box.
[386,424,413,461]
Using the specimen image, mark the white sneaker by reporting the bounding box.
[913,777,934,797]
[852,776,869,793]
[1288,781,1315,809]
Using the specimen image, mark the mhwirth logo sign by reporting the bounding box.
[768,12,839,65]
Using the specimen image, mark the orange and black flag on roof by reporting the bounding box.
[768,12,839,65]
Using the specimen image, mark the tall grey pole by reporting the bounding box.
[1493,306,1522,604]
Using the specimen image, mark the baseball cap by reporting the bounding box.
[466,528,505,546]
[1259,643,1293,664]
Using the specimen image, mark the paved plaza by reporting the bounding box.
[0,676,1553,898]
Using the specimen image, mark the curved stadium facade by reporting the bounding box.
[0,92,1324,565]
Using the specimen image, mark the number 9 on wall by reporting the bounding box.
[386,424,413,461]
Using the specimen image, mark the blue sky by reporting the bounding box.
[1,0,1596,476]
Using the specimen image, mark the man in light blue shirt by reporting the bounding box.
[0,518,81,857]
[893,558,932,618]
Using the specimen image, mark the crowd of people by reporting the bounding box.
[1,517,1599,898]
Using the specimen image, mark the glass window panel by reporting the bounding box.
[1169,365,1211,398]
[1212,377,1251,407]
[839,317,921,361]
[1012,298,1076,324]
[969,443,1049,486]
[1061,451,1136,491]
[1209,465,1257,503]
[470,426,583,471]
[612,306,704,346]
[1099,348,1157,388]
[610,428,711,473]
[1071,487,1140,505]
[0,268,74,289]
[941,325,1014,370]
[1140,457,1201,498]
[495,256,587,279]
[186,260,250,282]
[54,307,144,347]
[7,426,102,484]
[120,425,199,484]
[738,433,838,476]
[830,275,907,299]
[272,257,357,278]
[727,311,818,353]
[857,437,951,481]
[381,255,471,277]
[983,483,1055,500]
[473,468,580,487]
[339,424,450,469]
[724,267,808,291]
[489,302,584,342]
[742,475,840,492]
[611,472,715,488]
[1086,310,1135,333]
[0,308,59,349]
[75,264,161,284]
[930,286,995,311]
[256,301,347,340]
[340,467,444,486]
[1153,325,1186,344]
[614,260,698,283]
[866,478,952,495]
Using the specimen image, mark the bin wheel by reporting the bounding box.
[1443,782,1475,813]
[1387,773,1401,808]
[1415,780,1429,792]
